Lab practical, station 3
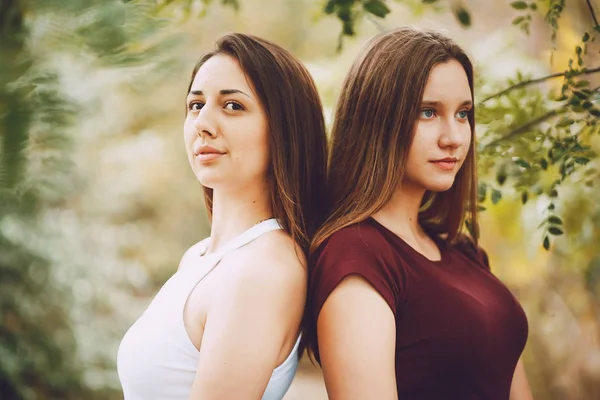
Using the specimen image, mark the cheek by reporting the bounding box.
[233,124,270,170]
[183,120,196,145]
[407,133,430,163]
[462,127,473,151]
[250,133,270,175]
[250,120,270,167]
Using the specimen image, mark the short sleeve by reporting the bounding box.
[304,226,404,363]
[308,227,402,321]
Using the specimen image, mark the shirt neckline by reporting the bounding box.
[366,216,448,265]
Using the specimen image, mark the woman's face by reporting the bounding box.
[403,59,473,193]
[184,54,270,191]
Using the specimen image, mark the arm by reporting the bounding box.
[188,257,305,399]
[510,358,534,400]
[317,275,398,400]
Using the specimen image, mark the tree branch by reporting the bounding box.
[483,107,566,149]
[585,0,599,28]
[480,66,600,104]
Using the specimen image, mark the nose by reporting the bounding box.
[438,117,466,149]
[193,105,218,138]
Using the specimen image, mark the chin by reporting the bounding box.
[426,179,456,193]
[193,170,223,189]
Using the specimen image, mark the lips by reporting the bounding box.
[193,143,225,157]
[430,157,459,171]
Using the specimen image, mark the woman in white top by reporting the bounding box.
[117,33,328,400]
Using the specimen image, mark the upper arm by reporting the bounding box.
[318,275,398,400]
[188,252,305,400]
[510,358,534,400]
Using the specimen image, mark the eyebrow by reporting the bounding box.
[421,100,473,108]
[188,89,251,98]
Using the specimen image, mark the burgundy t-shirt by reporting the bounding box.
[307,217,528,400]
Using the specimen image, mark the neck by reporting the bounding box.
[207,180,273,253]
[372,182,428,243]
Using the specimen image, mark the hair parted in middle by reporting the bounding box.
[311,26,479,253]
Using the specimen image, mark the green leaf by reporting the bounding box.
[453,6,471,27]
[574,80,590,88]
[569,97,581,107]
[575,157,590,165]
[514,158,531,168]
[496,170,507,186]
[557,118,574,128]
[530,2,537,10]
[363,0,390,18]
[549,188,558,197]
[491,188,502,204]
[342,19,355,36]
[540,158,548,170]
[510,1,528,10]
[521,191,529,204]
[548,203,556,210]
[548,226,564,235]
[324,0,336,14]
[422,0,438,4]
[548,216,563,225]
[512,16,525,25]
[543,235,550,250]
[221,0,240,10]
[583,32,590,42]
[590,108,600,117]
[573,90,588,100]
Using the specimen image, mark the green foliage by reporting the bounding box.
[327,0,472,39]
[329,0,599,252]
[2,0,600,398]
[474,1,599,250]
[545,0,566,43]
[453,5,471,27]
[0,0,176,398]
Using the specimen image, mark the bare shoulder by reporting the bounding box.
[222,229,307,297]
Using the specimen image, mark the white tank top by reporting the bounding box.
[117,219,301,400]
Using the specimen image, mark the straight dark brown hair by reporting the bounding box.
[187,33,328,254]
[311,27,479,254]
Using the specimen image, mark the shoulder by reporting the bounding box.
[317,219,393,262]
[223,229,306,301]
[309,220,404,317]
[177,238,210,271]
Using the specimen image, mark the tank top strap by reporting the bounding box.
[172,218,285,350]
[179,218,283,286]
[213,218,283,260]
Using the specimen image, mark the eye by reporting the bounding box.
[456,110,470,119]
[420,108,436,119]
[224,101,245,111]
[188,102,204,112]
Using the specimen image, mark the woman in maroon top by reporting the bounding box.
[306,27,534,400]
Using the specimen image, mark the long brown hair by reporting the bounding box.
[311,27,479,253]
[187,33,328,254]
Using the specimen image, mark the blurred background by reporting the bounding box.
[1,0,599,399]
